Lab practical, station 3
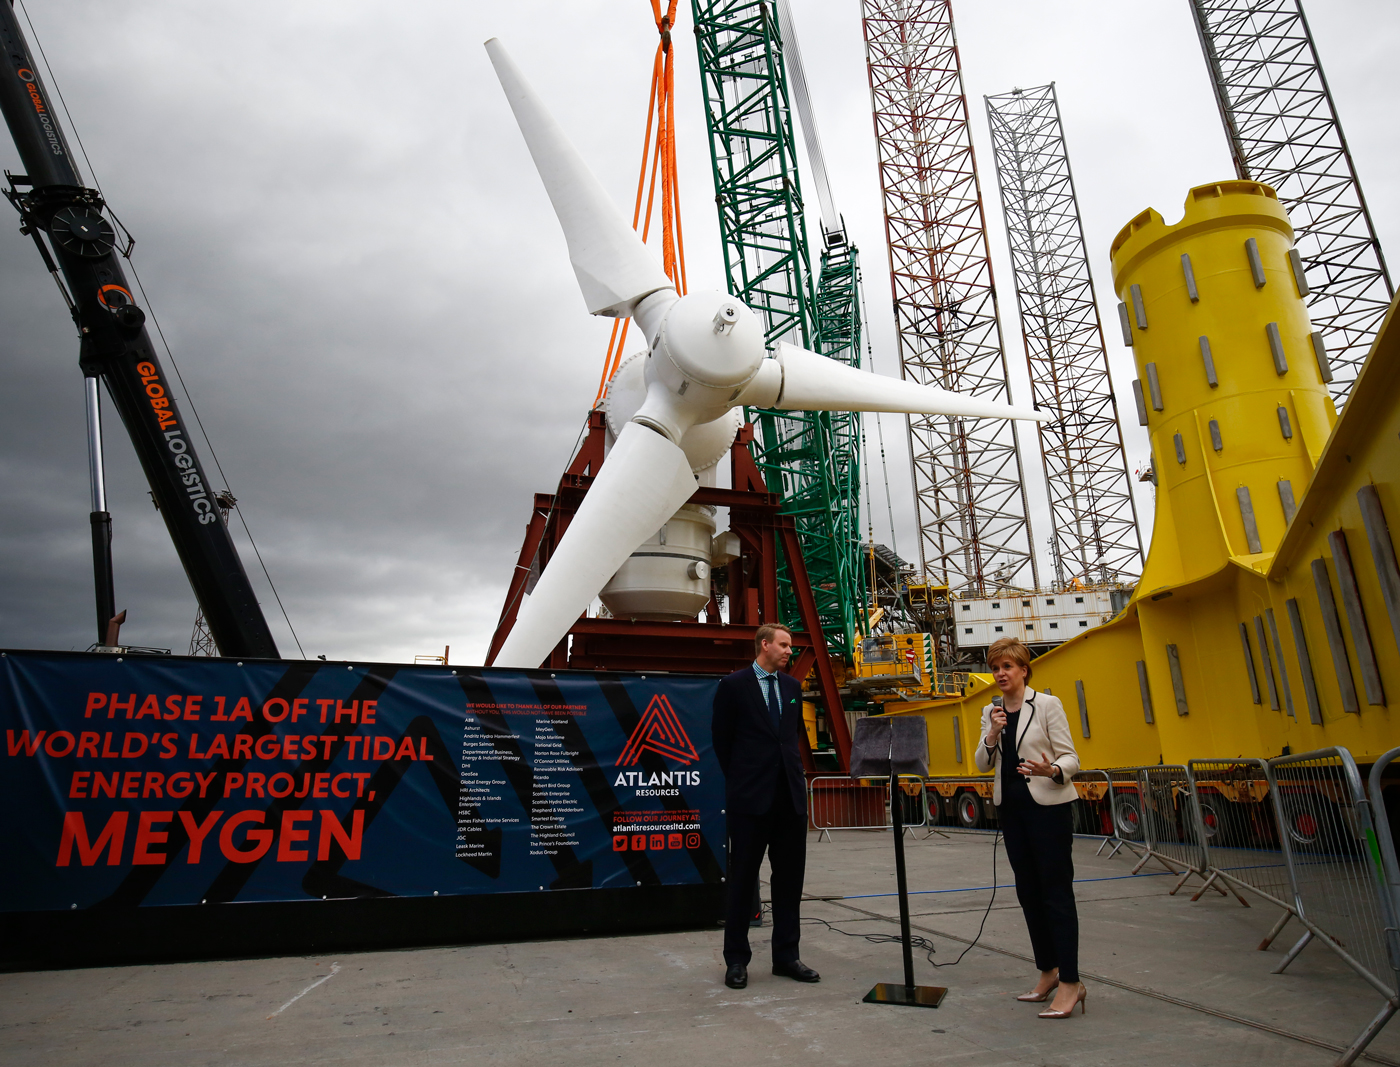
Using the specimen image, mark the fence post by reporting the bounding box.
[1367,749,1400,977]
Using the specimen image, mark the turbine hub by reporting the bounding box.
[651,291,766,400]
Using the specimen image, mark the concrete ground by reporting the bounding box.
[3,831,1398,1067]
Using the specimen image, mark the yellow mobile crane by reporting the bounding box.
[854,181,1400,831]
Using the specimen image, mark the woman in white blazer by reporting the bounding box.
[974,637,1086,1018]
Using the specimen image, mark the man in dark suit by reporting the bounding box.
[711,622,820,990]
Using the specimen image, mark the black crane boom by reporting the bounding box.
[1,2,280,658]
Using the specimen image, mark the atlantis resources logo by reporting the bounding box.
[612,695,699,793]
[616,694,698,766]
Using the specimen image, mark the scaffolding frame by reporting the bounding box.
[1189,0,1393,404]
[860,0,1038,598]
[985,84,1143,588]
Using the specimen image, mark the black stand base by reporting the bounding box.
[863,982,947,1008]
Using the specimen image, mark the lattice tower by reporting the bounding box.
[860,0,1038,597]
[985,84,1144,588]
[1189,0,1393,404]
[691,0,867,656]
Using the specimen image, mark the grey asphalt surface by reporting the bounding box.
[3,831,1397,1066]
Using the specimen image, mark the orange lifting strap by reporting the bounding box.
[593,0,688,405]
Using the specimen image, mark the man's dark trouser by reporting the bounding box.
[999,797,1080,983]
[724,776,806,966]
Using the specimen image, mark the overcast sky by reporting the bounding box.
[1,0,1395,664]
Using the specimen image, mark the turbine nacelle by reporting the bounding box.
[633,290,767,443]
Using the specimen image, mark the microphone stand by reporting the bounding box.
[863,773,947,1008]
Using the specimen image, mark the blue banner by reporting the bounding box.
[0,651,724,911]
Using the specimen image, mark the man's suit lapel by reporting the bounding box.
[745,671,781,737]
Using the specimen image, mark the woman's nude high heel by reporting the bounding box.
[1015,981,1057,1003]
[1037,983,1086,1018]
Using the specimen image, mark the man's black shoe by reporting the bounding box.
[772,960,820,982]
[725,963,748,989]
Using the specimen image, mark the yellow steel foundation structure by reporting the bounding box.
[883,181,1400,773]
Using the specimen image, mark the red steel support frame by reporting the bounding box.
[487,416,851,771]
[860,0,1039,598]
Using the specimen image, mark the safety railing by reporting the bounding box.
[1362,747,1400,1064]
[1068,769,1120,852]
[923,775,996,832]
[1097,765,1242,904]
[1267,749,1394,989]
[1265,747,1400,1065]
[1135,765,1216,894]
[1104,766,1149,847]
[829,749,1400,1064]
[808,775,928,841]
[1367,748,1400,990]
[1186,758,1299,948]
[913,771,1138,851]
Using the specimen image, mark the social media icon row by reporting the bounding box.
[613,832,701,851]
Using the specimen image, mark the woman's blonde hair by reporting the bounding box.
[987,637,1033,682]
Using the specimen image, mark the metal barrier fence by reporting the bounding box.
[1266,748,1400,1065]
[1368,748,1400,993]
[1134,765,1223,897]
[808,775,928,840]
[842,771,1142,853]
[1068,769,1123,855]
[1105,766,1148,845]
[923,776,995,831]
[1365,747,1400,1062]
[1268,751,1396,986]
[838,771,1132,854]
[1093,749,1399,1065]
[1087,765,1243,904]
[1187,758,1299,948]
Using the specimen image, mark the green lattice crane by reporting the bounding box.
[691,0,867,659]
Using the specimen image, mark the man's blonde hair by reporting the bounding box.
[755,623,793,656]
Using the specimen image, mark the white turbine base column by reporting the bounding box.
[600,503,717,622]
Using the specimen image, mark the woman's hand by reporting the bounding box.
[986,707,1007,745]
[1017,751,1060,780]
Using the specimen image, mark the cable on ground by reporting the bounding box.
[777,828,1005,970]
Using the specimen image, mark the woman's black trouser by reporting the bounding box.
[999,796,1079,983]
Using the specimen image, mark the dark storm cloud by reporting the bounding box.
[1,1,1394,662]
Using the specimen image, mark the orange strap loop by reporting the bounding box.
[593,1,688,406]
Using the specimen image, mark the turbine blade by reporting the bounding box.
[493,422,699,668]
[485,39,675,318]
[773,343,1049,421]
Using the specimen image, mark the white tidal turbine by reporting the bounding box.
[485,38,1048,669]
